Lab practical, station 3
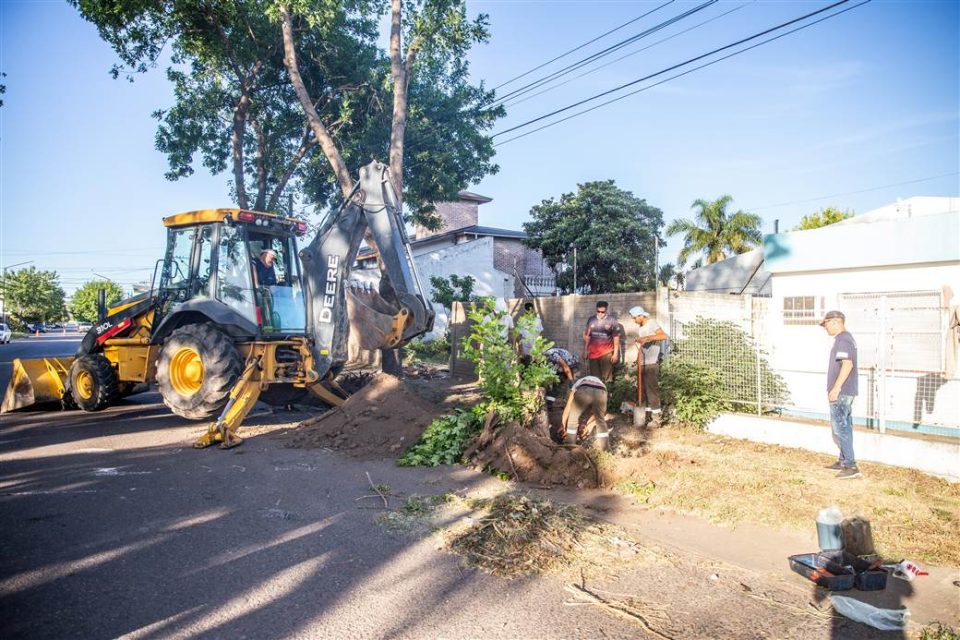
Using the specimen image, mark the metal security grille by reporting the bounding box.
[665,289,958,436]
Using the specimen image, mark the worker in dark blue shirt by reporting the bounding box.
[253,248,277,286]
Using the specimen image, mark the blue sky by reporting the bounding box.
[1,0,958,295]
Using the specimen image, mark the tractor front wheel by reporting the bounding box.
[157,324,242,420]
[69,354,119,412]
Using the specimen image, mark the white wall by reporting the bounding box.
[352,236,516,339]
[768,262,960,431]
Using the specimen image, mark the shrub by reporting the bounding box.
[461,299,557,423]
[404,335,451,364]
[660,360,729,430]
[672,317,789,410]
[398,405,487,467]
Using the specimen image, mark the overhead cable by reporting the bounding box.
[503,1,754,109]
[493,0,865,144]
[489,0,718,107]
[492,0,677,91]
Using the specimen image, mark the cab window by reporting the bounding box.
[248,232,305,333]
[216,224,257,324]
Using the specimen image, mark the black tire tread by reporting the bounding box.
[69,354,119,412]
[157,324,242,420]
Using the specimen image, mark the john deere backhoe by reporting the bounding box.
[2,161,434,448]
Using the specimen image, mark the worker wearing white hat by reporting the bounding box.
[629,305,669,427]
[253,248,278,286]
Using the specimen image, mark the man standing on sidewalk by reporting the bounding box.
[630,306,669,427]
[583,301,619,382]
[821,310,861,479]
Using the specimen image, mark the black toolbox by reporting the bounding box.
[788,551,888,591]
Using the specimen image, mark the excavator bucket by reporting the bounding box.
[1,357,73,412]
[345,286,408,357]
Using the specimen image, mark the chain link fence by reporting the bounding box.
[665,290,959,438]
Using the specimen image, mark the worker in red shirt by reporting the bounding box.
[582,300,619,382]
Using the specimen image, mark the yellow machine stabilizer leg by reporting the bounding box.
[193,357,264,449]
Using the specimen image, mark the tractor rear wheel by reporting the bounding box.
[157,324,242,420]
[69,354,119,412]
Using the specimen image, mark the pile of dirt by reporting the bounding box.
[285,374,440,458]
[464,414,605,488]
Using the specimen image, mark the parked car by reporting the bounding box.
[27,323,46,333]
[0,323,11,344]
[77,322,93,332]
[65,322,79,332]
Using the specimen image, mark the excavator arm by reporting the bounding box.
[300,160,434,380]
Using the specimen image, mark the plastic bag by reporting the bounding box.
[831,595,910,631]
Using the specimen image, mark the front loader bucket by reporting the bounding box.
[1,357,73,412]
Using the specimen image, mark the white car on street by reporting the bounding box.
[0,323,11,344]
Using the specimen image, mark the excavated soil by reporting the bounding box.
[284,373,441,458]
[464,413,606,489]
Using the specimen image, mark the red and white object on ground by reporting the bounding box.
[883,561,928,581]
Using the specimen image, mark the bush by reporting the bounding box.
[404,335,451,364]
[398,405,487,467]
[660,360,729,430]
[672,317,789,409]
[461,299,557,424]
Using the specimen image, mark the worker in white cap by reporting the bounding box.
[253,248,278,286]
[629,305,669,427]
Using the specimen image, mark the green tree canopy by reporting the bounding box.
[71,280,125,323]
[71,0,503,223]
[429,274,476,314]
[792,206,854,231]
[666,195,762,267]
[0,267,68,327]
[523,181,664,294]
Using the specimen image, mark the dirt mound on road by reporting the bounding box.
[285,374,439,458]
[464,414,604,488]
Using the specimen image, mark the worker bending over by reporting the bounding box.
[562,375,609,451]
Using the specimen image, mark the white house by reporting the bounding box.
[352,191,556,335]
[762,196,960,436]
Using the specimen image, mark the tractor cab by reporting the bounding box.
[159,209,309,338]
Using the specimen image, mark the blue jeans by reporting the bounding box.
[829,395,856,468]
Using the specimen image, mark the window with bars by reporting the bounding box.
[783,296,824,325]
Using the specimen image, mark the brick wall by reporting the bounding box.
[415,201,478,239]
[450,291,659,378]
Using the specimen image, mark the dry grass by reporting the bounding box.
[445,493,663,577]
[628,429,960,566]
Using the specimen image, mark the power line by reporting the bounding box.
[493,0,865,145]
[748,172,960,210]
[503,1,754,110]
[492,0,677,91]
[490,0,717,107]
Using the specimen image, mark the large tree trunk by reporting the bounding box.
[252,117,268,211]
[231,93,251,209]
[388,0,407,199]
[279,5,353,199]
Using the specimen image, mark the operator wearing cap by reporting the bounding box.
[253,248,278,286]
[630,305,669,427]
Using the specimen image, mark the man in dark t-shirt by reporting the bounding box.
[821,310,860,479]
[253,248,278,286]
[582,301,619,382]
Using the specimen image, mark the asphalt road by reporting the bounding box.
[0,344,643,639]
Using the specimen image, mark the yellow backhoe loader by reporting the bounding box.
[2,161,434,448]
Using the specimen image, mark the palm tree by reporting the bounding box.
[666,195,762,267]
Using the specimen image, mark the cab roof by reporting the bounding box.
[162,208,304,229]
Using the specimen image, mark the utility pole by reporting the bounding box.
[570,244,578,294]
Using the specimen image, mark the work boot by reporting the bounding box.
[648,413,662,428]
[592,436,609,452]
